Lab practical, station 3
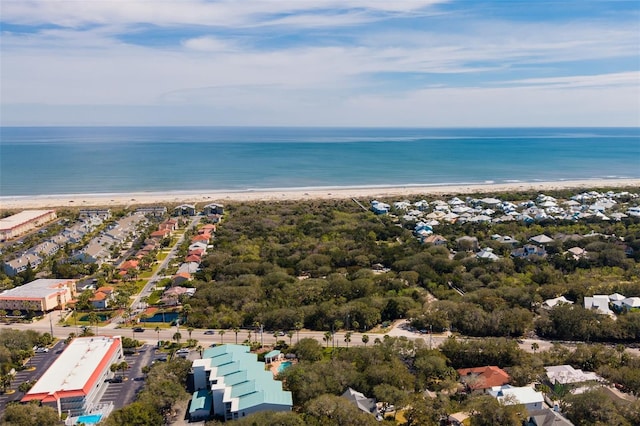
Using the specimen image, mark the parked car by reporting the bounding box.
[35,347,49,353]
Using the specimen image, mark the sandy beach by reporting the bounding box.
[1,179,639,210]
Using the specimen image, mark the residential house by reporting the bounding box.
[422,234,447,246]
[544,365,601,386]
[527,409,574,426]
[488,385,544,412]
[177,262,200,275]
[566,247,588,260]
[191,233,211,244]
[172,272,192,286]
[614,297,640,312]
[78,209,112,220]
[136,206,167,217]
[529,234,554,245]
[203,203,224,216]
[541,296,573,309]
[584,295,613,316]
[371,200,390,215]
[28,241,60,257]
[511,245,547,259]
[173,204,196,216]
[341,387,381,419]
[150,229,171,240]
[3,253,43,276]
[159,219,178,231]
[457,366,510,393]
[476,247,500,261]
[448,412,470,426]
[492,234,519,246]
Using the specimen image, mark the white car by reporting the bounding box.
[35,347,49,353]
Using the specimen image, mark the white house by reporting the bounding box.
[488,385,544,412]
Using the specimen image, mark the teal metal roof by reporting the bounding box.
[203,344,293,413]
[189,389,212,413]
[264,349,280,359]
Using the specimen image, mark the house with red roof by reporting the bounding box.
[172,272,192,286]
[150,229,171,239]
[457,366,510,393]
[191,233,210,243]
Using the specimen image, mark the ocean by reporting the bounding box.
[1,127,639,197]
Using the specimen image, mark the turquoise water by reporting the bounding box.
[1,127,638,196]
[76,414,102,424]
[278,361,293,373]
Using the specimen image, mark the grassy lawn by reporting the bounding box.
[157,252,168,260]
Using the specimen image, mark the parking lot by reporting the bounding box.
[0,341,65,412]
[98,344,155,410]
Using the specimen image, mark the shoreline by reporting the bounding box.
[1,178,639,210]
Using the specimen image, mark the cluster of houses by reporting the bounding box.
[166,223,216,304]
[373,190,638,224]
[541,292,640,317]
[72,211,148,266]
[342,362,614,425]
[2,209,113,276]
[371,191,639,264]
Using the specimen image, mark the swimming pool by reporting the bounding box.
[277,361,293,373]
[76,414,103,425]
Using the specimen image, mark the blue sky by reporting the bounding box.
[1,0,638,126]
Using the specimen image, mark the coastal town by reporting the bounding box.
[0,186,639,425]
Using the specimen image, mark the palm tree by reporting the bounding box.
[219,329,226,344]
[119,361,129,379]
[173,331,182,345]
[88,311,99,335]
[531,342,539,354]
[187,327,194,340]
[323,331,332,348]
[362,334,369,347]
[182,303,192,324]
[196,345,204,358]
[155,326,161,346]
[233,327,240,344]
[287,331,294,347]
[344,331,352,348]
[294,321,303,344]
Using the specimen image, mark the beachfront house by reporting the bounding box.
[174,204,196,216]
[203,203,224,216]
[371,200,390,215]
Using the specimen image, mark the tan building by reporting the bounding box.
[0,278,76,312]
[0,210,57,241]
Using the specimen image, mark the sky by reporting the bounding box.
[1,0,639,127]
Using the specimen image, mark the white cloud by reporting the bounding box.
[1,0,447,28]
[182,36,235,52]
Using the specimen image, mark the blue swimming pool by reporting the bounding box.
[76,414,103,425]
[278,361,293,373]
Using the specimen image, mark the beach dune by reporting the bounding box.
[1,179,639,210]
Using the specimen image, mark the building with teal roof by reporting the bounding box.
[190,344,292,421]
[189,389,212,421]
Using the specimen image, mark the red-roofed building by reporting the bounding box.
[457,366,510,392]
[172,272,192,286]
[199,224,216,234]
[191,234,210,243]
[159,219,179,231]
[185,254,201,263]
[22,336,123,416]
[150,229,171,239]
